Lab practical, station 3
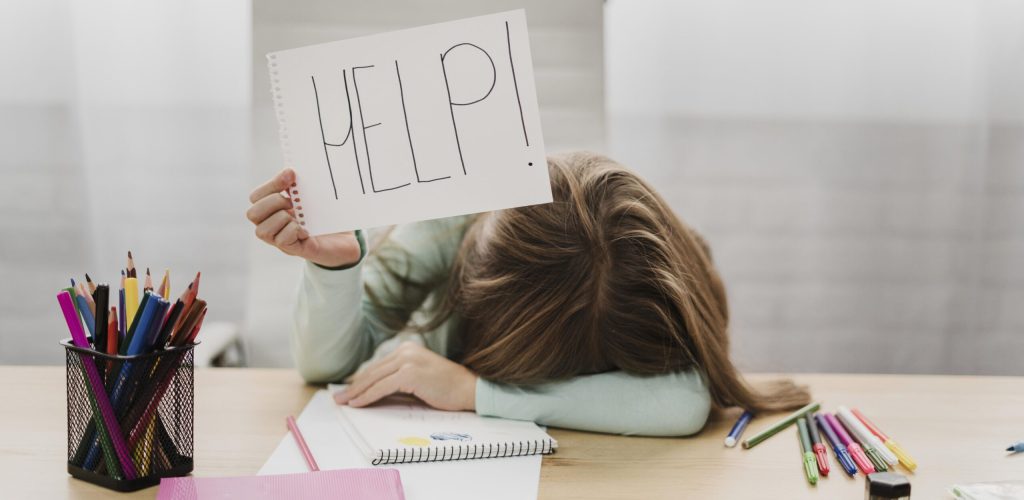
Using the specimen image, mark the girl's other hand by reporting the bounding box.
[334,341,478,411]
[246,168,361,268]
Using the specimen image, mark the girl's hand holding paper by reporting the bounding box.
[335,341,478,411]
[247,168,362,268]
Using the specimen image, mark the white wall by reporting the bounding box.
[608,0,1023,123]
[3,0,1021,376]
[605,0,1024,375]
[0,0,251,364]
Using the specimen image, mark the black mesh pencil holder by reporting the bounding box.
[63,339,196,492]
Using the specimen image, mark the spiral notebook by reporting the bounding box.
[328,385,557,466]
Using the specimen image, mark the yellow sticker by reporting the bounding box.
[398,436,430,447]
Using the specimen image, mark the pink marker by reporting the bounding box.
[824,412,874,474]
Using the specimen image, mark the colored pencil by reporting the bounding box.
[125,252,139,329]
[62,262,206,481]
[742,402,821,449]
[118,270,126,341]
[171,299,206,347]
[78,281,96,316]
[107,307,118,356]
[58,290,138,480]
[93,285,109,363]
[157,269,169,301]
[72,281,97,339]
[287,415,320,471]
[182,307,207,345]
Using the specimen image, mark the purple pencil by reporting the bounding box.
[58,290,138,480]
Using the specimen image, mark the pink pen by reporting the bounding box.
[824,412,874,474]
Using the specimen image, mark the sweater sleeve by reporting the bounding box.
[291,217,470,383]
[475,370,712,437]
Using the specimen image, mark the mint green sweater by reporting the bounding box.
[291,216,711,436]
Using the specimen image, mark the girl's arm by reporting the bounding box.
[292,218,469,383]
[475,370,712,437]
[292,250,374,383]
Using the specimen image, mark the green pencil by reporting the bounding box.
[741,402,821,449]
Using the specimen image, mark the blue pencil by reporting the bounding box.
[71,279,96,339]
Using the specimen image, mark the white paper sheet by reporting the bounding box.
[259,391,542,500]
[267,10,551,235]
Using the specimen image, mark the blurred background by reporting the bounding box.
[2,0,1021,375]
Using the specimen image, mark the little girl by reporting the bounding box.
[247,152,809,436]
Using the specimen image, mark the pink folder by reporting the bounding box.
[156,468,404,500]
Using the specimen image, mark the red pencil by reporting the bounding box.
[183,308,207,345]
[107,307,118,355]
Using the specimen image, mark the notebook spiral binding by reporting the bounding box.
[266,53,306,227]
[371,439,555,465]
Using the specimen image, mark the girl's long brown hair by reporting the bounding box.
[377,152,809,414]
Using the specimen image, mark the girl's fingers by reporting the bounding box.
[249,168,294,203]
[246,192,293,225]
[254,210,293,244]
[274,220,304,248]
[348,372,406,407]
[338,355,401,404]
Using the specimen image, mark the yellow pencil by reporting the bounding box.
[158,269,170,301]
[125,251,139,328]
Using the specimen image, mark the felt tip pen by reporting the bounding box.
[838,406,898,467]
[724,410,753,447]
[1007,441,1024,454]
[851,407,917,471]
[742,402,821,449]
[796,418,819,485]
[806,412,830,476]
[824,413,874,474]
[815,413,857,476]
[835,412,888,472]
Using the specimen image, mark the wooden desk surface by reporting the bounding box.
[0,367,1020,499]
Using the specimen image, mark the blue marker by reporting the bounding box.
[1007,441,1024,454]
[815,413,858,476]
[724,410,753,448]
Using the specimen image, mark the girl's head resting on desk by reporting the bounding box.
[378,151,810,413]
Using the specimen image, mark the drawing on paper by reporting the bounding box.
[398,436,431,446]
[430,432,473,442]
